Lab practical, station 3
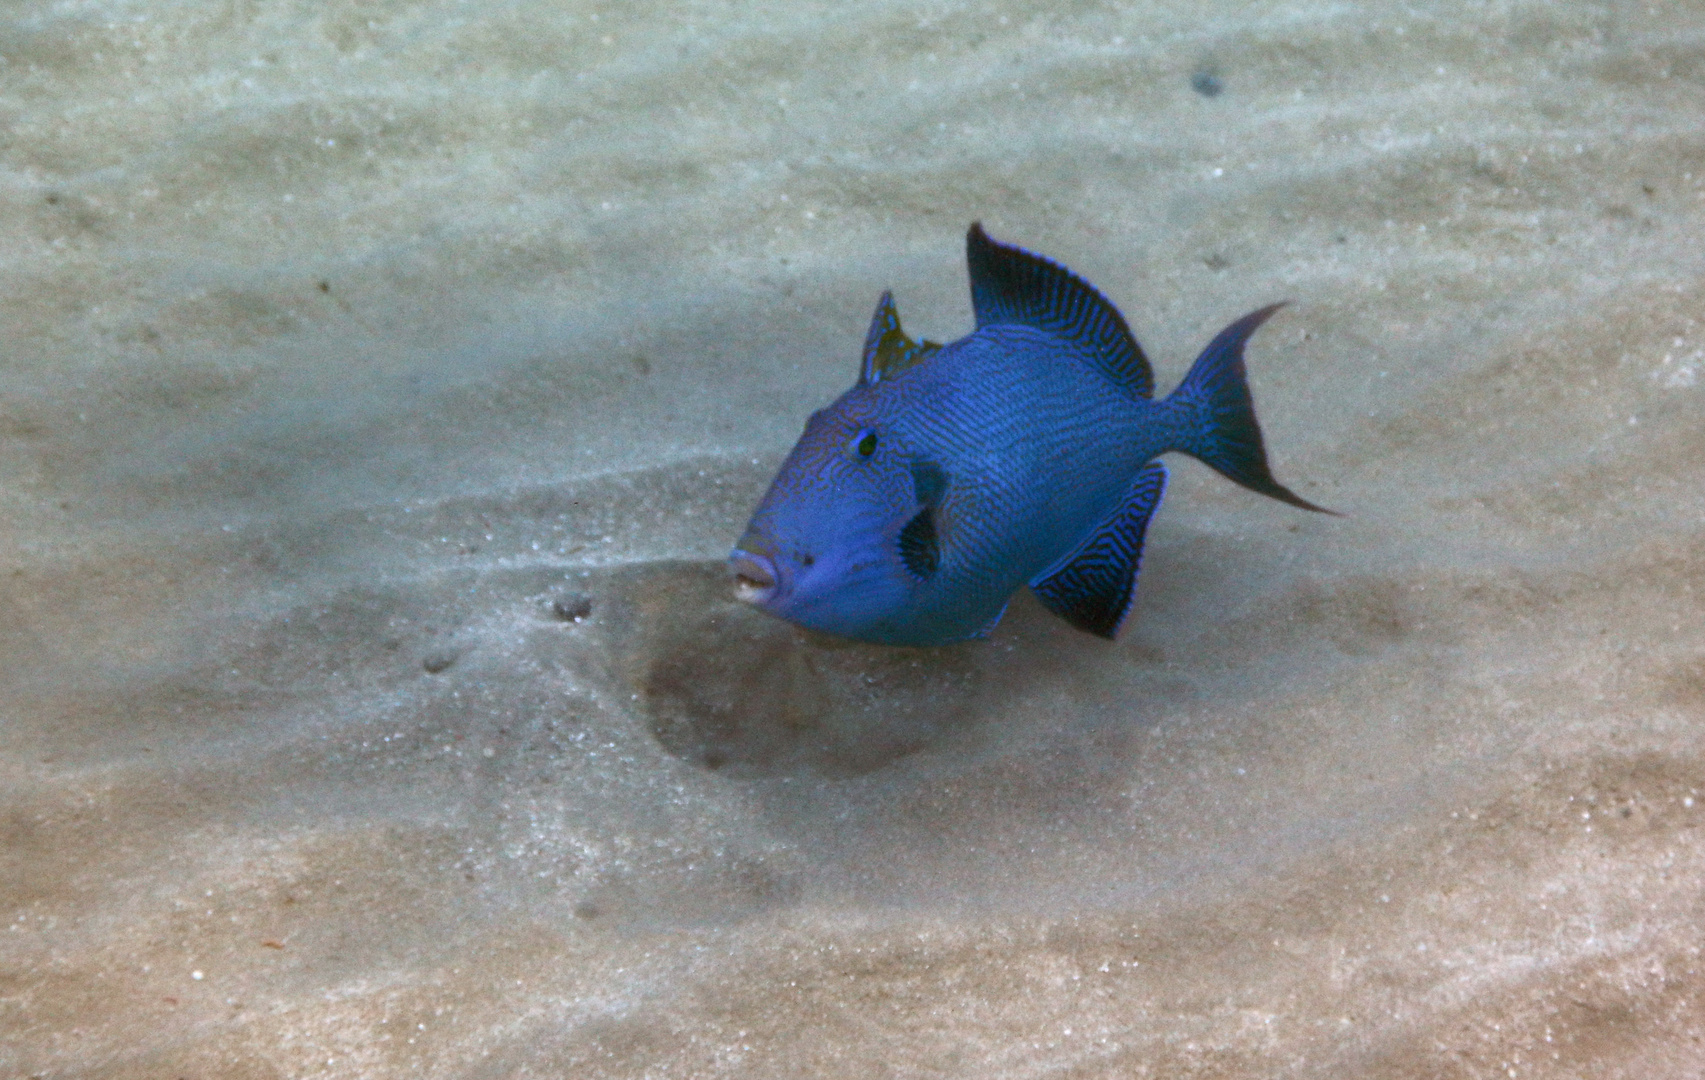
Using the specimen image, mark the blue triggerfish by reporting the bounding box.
[729,223,1332,646]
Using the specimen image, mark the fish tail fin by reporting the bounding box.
[1168,304,1337,514]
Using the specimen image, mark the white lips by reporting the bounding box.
[729,550,778,604]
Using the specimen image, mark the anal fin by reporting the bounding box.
[1029,462,1168,639]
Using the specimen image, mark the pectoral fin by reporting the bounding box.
[897,456,949,580]
[898,505,940,578]
[1029,462,1168,639]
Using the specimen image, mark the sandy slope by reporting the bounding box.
[2,1,1703,1076]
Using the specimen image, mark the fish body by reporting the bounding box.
[730,224,1328,646]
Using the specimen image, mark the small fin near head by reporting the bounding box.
[1029,461,1168,639]
[898,505,940,578]
[861,290,942,386]
[965,223,1155,399]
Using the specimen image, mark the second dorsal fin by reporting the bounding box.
[860,290,941,386]
[965,223,1155,400]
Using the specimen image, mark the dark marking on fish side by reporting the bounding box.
[911,458,947,507]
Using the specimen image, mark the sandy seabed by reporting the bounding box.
[3,1,1704,1076]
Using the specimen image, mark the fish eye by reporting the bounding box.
[848,429,878,459]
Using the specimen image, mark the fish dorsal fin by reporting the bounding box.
[965,223,1155,400]
[1029,461,1168,638]
[861,290,941,386]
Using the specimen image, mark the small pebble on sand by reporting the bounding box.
[552,593,594,622]
[422,652,458,674]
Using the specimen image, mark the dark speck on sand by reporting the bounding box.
[422,651,458,674]
[552,593,594,622]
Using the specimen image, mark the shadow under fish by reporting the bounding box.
[602,561,975,777]
[731,223,1333,647]
[600,560,1129,778]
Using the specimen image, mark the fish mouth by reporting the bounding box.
[729,550,779,605]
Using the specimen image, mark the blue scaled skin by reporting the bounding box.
[730,223,1332,646]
